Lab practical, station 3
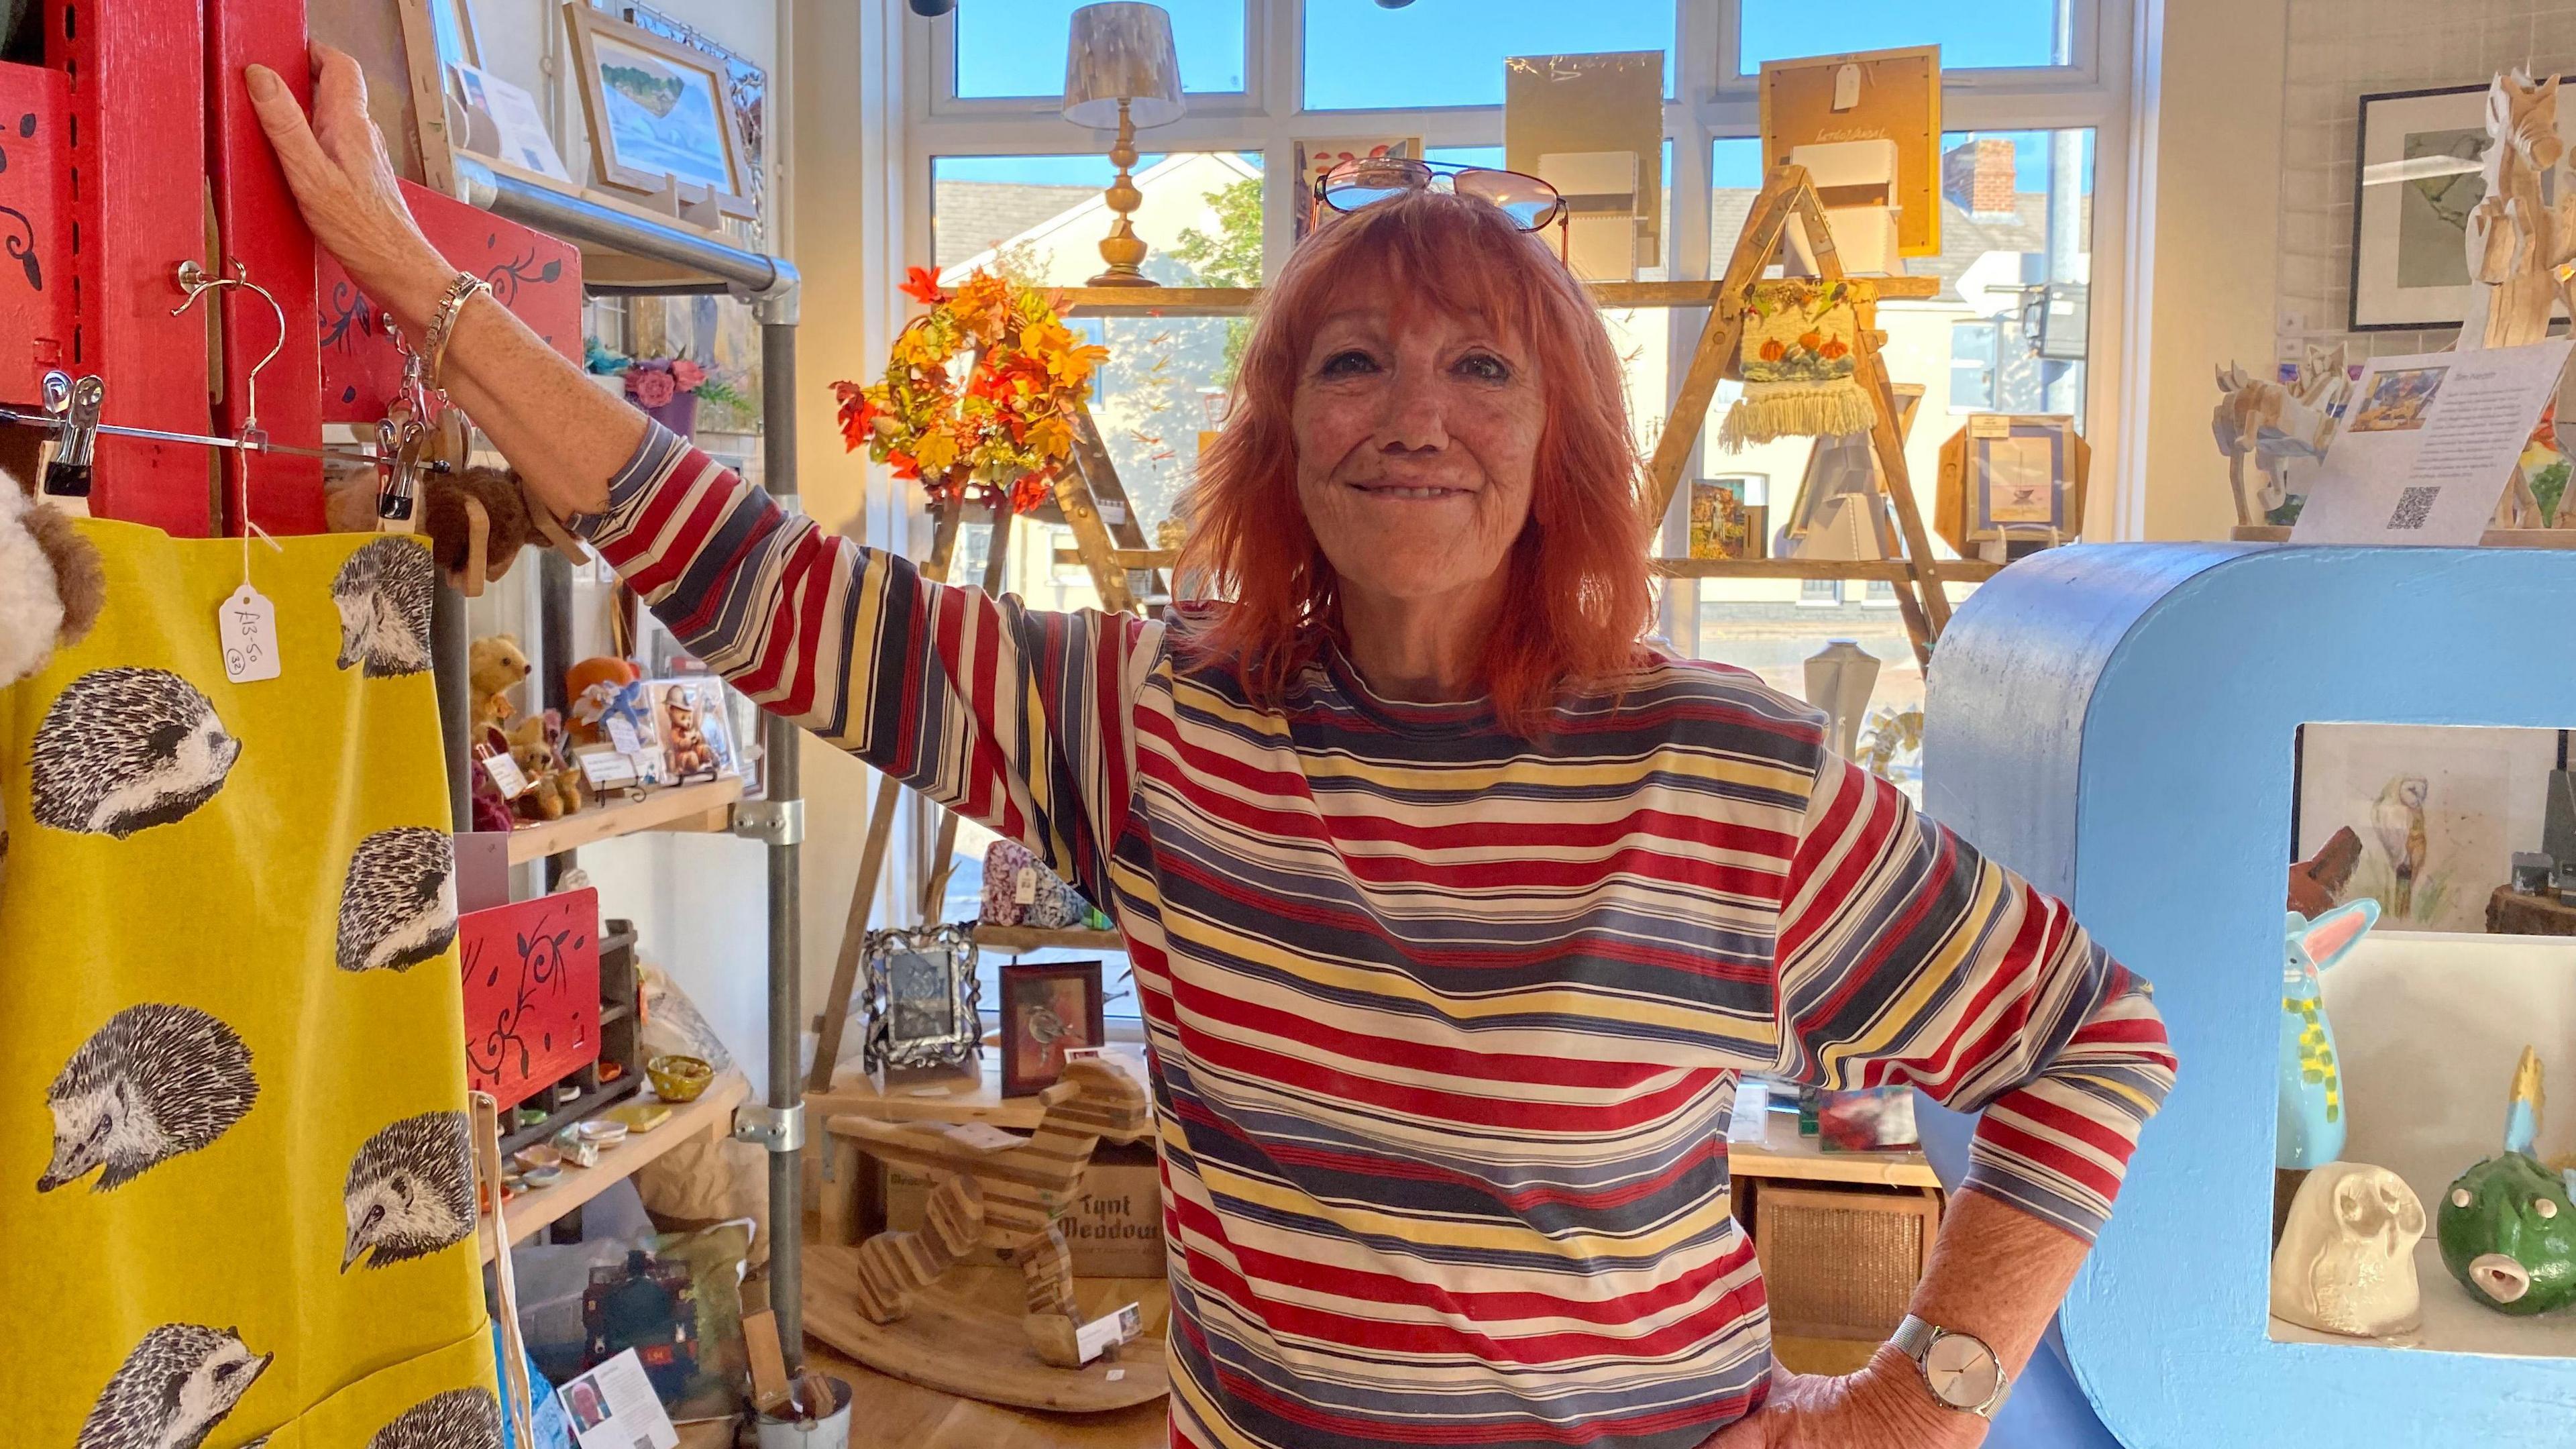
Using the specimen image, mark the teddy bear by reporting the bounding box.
[470,634,533,735]
[502,712,588,822]
[0,434,106,689]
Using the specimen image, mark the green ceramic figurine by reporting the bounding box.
[2438,1046,2576,1316]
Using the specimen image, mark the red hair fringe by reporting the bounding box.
[1174,189,1654,736]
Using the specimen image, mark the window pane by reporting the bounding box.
[1739,0,2070,74]
[1304,0,1674,110]
[930,153,1260,544]
[958,0,1245,98]
[1425,142,1674,278]
[1701,127,2092,549]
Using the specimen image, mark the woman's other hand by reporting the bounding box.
[1703,1352,1981,1449]
[245,44,453,331]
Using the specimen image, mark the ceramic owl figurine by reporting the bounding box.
[2269,1162,2426,1337]
[2438,1046,2576,1316]
[2279,900,2379,1171]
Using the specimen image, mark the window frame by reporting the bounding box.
[904,0,2140,625]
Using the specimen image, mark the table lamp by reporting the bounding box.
[1062,3,1185,287]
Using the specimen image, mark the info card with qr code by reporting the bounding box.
[2292,338,2572,545]
[561,1348,680,1449]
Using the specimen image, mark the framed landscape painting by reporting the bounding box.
[565,3,755,218]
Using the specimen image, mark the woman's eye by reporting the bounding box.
[1455,353,1512,382]
[1319,349,1378,376]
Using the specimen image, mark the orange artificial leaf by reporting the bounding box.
[902,266,950,305]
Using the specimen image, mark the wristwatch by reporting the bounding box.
[1890,1315,2009,1419]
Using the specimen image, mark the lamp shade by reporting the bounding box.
[1062,3,1185,129]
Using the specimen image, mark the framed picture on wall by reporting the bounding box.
[2351,84,2575,331]
[564,2,757,219]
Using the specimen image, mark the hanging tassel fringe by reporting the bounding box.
[1719,382,1878,451]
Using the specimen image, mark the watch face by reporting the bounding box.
[1923,1332,2002,1409]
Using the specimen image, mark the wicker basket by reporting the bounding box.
[1752,1185,1941,1341]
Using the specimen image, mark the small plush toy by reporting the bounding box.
[423,465,536,583]
[2439,1046,2576,1316]
[470,635,533,734]
[0,466,106,688]
[501,713,586,822]
[566,656,643,746]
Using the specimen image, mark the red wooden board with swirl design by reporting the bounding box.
[458,885,602,1112]
[318,178,582,424]
[0,66,70,407]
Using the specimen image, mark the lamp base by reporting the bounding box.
[1085,267,1161,288]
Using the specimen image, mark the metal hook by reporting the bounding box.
[172,259,288,443]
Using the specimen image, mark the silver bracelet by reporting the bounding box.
[422,272,493,394]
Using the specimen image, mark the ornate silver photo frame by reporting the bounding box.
[861,922,981,1074]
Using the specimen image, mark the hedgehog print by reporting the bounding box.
[333,537,437,678]
[343,1111,476,1272]
[370,1387,502,1449]
[76,1323,271,1449]
[339,828,459,973]
[30,669,241,838]
[40,1004,259,1193]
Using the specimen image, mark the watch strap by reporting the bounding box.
[1890,1313,1938,1364]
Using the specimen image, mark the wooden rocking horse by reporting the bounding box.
[832,1056,1154,1368]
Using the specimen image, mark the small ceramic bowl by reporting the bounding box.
[521,1163,564,1188]
[576,1119,629,1148]
[515,1144,561,1171]
[647,1053,715,1102]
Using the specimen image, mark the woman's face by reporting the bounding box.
[1289,266,1543,615]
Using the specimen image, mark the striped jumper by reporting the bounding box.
[576,425,2176,1449]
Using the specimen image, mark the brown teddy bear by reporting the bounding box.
[1,429,106,690]
[502,712,587,822]
[469,634,533,735]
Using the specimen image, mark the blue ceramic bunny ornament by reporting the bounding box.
[2279,898,2379,1171]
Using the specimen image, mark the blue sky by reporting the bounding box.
[950,1,2082,190]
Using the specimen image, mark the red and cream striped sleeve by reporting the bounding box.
[567,422,1145,902]
[1771,755,2177,1243]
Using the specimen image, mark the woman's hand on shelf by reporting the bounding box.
[246,43,454,332]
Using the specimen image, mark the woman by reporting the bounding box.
[251,48,2172,1449]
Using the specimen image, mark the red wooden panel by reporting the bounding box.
[459,886,603,1113]
[319,179,582,425]
[48,0,213,535]
[0,64,72,402]
[206,0,323,536]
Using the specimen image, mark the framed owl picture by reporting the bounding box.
[998,960,1106,1097]
[2292,724,2561,933]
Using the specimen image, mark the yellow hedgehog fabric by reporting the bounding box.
[0,519,498,1446]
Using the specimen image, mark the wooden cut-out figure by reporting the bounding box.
[834,1057,1154,1367]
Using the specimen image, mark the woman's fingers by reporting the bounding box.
[308,42,375,167]
[244,62,335,193]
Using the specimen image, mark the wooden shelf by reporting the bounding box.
[1059,276,1943,319]
[2232,525,2576,547]
[973,924,1125,953]
[1652,557,2003,583]
[480,1070,751,1260]
[1731,1108,1942,1189]
[1110,549,2000,586]
[500,776,745,864]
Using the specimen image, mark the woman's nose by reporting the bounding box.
[1376,368,1450,452]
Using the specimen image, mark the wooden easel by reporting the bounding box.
[1046,164,1970,666]
[807,488,1012,1093]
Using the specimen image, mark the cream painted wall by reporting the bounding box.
[2123,0,2290,542]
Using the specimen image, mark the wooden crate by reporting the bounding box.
[1750,1185,1941,1341]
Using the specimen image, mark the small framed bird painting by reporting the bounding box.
[2294,724,2563,932]
[999,960,1106,1097]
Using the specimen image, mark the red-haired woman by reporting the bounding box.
[256,48,2171,1449]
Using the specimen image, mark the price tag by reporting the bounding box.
[607,715,643,754]
[1833,62,1862,111]
[217,584,282,684]
[1968,413,2012,439]
[941,1122,1027,1153]
[479,749,532,800]
[1014,865,1038,905]
[576,748,639,789]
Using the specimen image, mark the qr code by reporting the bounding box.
[2387,486,2438,531]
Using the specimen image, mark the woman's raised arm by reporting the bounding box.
[247,44,640,518]
[244,45,1145,905]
